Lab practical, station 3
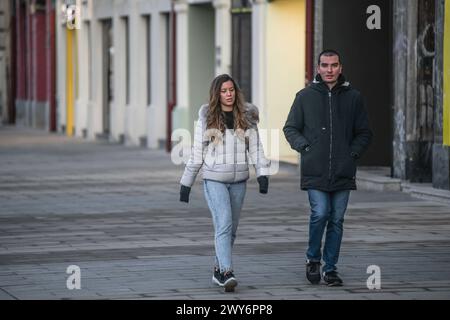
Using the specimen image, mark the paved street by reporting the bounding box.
[0,126,449,300]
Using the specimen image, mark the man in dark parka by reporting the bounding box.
[283,49,372,286]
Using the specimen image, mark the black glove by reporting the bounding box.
[180,185,191,203]
[257,176,269,194]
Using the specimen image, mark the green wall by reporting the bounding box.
[188,3,215,126]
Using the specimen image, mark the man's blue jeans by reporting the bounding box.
[306,189,350,273]
[203,179,246,273]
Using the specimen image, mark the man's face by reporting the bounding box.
[317,55,342,88]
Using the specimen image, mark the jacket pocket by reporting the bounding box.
[300,138,322,177]
[335,153,356,179]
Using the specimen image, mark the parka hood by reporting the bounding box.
[311,74,351,93]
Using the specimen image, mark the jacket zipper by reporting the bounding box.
[328,91,333,180]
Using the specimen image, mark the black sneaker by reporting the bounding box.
[323,271,343,287]
[212,267,222,286]
[222,271,238,292]
[306,261,321,284]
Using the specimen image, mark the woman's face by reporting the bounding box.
[219,80,235,109]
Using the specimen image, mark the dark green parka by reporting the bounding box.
[283,74,373,191]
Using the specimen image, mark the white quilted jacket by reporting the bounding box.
[180,103,271,187]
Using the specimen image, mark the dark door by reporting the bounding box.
[323,0,392,167]
[231,0,252,102]
[8,1,18,124]
[102,19,113,136]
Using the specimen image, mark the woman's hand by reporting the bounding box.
[180,185,191,203]
[257,176,269,194]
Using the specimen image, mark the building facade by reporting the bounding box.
[0,0,14,125]
[4,0,450,190]
[11,0,56,131]
[53,0,304,162]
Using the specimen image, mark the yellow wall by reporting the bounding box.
[266,0,306,163]
[444,1,450,146]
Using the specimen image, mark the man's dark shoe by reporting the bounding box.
[323,271,343,287]
[212,267,222,286]
[306,261,321,284]
[222,271,238,292]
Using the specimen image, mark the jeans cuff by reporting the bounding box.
[306,258,321,263]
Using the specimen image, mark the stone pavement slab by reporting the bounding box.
[0,126,449,300]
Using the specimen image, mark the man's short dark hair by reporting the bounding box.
[318,49,341,65]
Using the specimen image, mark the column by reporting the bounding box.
[147,11,167,149]
[251,0,266,118]
[213,0,231,76]
[432,0,449,189]
[172,0,189,131]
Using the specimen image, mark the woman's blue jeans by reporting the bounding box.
[203,179,246,273]
[306,189,350,273]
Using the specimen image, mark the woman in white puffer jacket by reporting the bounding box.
[179,74,271,292]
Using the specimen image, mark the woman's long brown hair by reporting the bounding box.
[206,74,250,132]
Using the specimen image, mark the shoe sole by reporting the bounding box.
[224,286,235,292]
[223,278,237,292]
[326,281,343,287]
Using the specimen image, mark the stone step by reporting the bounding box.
[356,169,402,192]
[401,182,450,205]
[281,162,450,205]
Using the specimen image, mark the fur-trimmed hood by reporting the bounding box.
[197,102,260,126]
[198,102,260,145]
